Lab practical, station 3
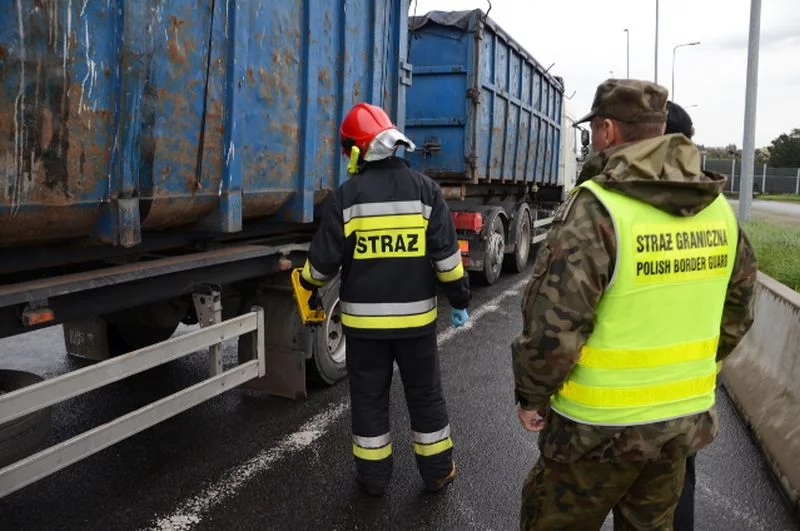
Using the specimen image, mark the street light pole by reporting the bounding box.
[654,0,659,83]
[671,41,701,100]
[739,0,762,221]
[624,29,630,78]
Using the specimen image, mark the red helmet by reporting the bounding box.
[339,103,395,157]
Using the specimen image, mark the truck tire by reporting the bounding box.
[0,370,52,468]
[307,277,347,385]
[504,204,532,273]
[476,214,505,285]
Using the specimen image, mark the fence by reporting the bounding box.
[704,159,800,195]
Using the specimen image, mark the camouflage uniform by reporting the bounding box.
[512,80,758,530]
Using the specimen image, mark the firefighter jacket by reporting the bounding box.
[301,157,471,339]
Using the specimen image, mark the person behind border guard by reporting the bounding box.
[299,102,471,496]
[512,79,758,530]
[664,100,700,531]
[666,101,695,141]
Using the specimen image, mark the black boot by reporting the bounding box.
[425,462,456,493]
[356,475,386,497]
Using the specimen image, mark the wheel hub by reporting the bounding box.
[326,297,346,364]
[488,232,504,269]
[518,217,530,260]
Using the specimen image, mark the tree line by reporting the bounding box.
[697,128,800,168]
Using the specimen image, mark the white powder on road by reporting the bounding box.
[150,401,350,531]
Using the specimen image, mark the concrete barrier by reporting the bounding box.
[722,272,800,513]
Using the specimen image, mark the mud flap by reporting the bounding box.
[238,279,312,400]
[63,319,111,361]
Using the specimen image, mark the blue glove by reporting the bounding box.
[450,308,469,328]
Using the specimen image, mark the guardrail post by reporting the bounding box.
[209,293,223,375]
[731,159,736,192]
[761,163,767,193]
[192,287,224,376]
[253,306,266,377]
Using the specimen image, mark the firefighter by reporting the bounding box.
[299,102,471,496]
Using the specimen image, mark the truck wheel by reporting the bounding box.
[0,370,52,468]
[308,277,347,385]
[504,204,532,273]
[476,215,505,285]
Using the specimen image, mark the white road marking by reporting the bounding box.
[149,402,350,531]
[147,277,528,530]
[696,473,772,531]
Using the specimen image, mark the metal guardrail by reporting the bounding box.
[0,307,265,498]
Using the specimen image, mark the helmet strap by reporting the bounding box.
[347,146,361,174]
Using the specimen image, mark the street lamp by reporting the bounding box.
[654,0,659,83]
[623,29,630,78]
[672,41,701,100]
[740,0,762,221]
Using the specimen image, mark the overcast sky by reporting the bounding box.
[411,0,800,148]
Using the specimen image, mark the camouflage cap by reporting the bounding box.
[576,79,668,124]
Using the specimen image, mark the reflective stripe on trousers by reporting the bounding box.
[352,433,392,461]
[412,425,453,457]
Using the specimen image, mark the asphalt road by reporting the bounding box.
[1,268,796,530]
[729,199,800,224]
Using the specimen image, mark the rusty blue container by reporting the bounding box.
[0,0,410,249]
[405,10,563,186]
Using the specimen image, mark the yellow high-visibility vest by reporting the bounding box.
[550,180,738,426]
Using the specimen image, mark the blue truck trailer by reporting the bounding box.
[0,4,584,496]
[406,10,570,284]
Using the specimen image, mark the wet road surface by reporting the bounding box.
[1,269,796,530]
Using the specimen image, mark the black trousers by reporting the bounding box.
[673,454,696,530]
[346,333,454,489]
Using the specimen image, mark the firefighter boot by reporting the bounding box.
[425,462,456,493]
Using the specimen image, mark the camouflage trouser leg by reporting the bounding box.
[521,455,686,531]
